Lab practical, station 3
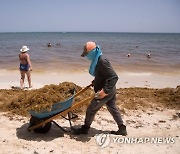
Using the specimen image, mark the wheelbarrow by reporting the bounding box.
[27,84,93,133]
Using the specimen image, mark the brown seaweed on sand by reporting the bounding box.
[0,82,179,117]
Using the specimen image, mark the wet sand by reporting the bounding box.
[0,70,180,89]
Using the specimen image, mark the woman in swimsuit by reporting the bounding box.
[19,46,32,89]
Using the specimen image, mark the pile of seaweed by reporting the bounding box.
[0,82,179,117]
[116,86,180,112]
[0,82,93,117]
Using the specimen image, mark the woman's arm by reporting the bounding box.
[26,54,32,71]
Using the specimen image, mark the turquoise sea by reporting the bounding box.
[0,32,180,74]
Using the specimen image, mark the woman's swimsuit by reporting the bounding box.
[19,54,30,71]
[19,63,29,71]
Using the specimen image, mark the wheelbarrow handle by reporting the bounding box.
[74,83,93,98]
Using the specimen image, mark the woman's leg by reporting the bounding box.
[26,71,32,88]
[20,70,25,89]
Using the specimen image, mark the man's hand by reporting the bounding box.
[95,89,108,99]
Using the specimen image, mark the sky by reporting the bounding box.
[0,0,180,33]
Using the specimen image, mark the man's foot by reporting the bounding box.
[73,125,90,135]
[111,124,127,136]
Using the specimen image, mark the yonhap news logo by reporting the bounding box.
[95,133,175,148]
[95,133,111,148]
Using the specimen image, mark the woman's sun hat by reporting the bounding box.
[20,46,29,52]
[81,41,96,57]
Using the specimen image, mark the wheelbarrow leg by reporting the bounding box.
[52,112,75,132]
[68,112,72,128]
[68,112,78,130]
[68,112,75,131]
[52,120,67,132]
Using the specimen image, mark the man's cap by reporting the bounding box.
[81,41,96,57]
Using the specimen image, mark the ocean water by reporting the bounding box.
[0,32,180,74]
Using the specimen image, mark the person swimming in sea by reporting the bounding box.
[147,53,151,59]
[127,53,131,57]
[47,43,51,47]
[19,46,32,89]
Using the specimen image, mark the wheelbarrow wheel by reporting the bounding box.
[29,116,52,133]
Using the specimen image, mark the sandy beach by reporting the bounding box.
[0,109,179,154]
[0,70,180,89]
[0,70,180,154]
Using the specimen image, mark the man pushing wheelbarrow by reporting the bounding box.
[73,41,127,136]
[28,41,127,136]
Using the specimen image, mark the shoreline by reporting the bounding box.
[0,69,180,90]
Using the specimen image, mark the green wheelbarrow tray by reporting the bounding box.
[27,84,93,133]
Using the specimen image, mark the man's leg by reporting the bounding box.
[74,90,116,135]
[106,95,123,126]
[106,95,127,136]
[85,98,106,127]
